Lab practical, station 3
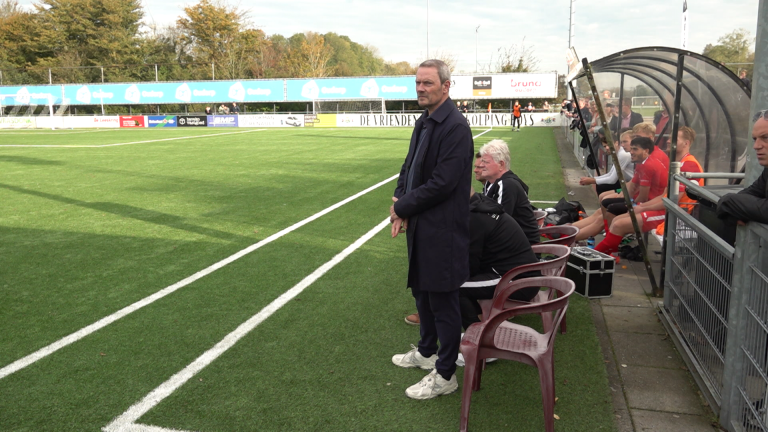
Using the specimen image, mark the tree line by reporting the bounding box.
[0,0,420,86]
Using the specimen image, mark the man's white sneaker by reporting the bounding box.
[405,369,458,400]
[392,344,437,370]
[456,352,497,367]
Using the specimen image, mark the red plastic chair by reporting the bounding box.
[477,244,570,334]
[459,276,576,432]
[539,225,579,247]
[533,210,548,228]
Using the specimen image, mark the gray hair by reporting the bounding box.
[479,139,510,169]
[419,59,451,84]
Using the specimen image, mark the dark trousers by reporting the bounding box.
[512,116,521,128]
[412,287,461,380]
[596,181,621,196]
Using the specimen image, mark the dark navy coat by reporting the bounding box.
[394,97,474,292]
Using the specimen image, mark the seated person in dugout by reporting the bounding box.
[634,122,670,170]
[573,129,636,241]
[459,190,540,331]
[579,128,635,196]
[651,126,704,235]
[478,139,540,245]
[717,112,768,225]
[593,137,668,254]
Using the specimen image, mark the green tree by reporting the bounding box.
[702,28,754,77]
[283,32,334,78]
[177,0,244,79]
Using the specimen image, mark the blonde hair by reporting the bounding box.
[678,126,696,144]
[632,123,655,139]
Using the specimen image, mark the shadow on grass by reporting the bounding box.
[0,155,65,166]
[0,182,247,242]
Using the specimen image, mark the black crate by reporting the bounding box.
[565,247,614,298]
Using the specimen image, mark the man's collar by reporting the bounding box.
[425,97,455,123]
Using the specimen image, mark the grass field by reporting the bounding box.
[0,126,614,431]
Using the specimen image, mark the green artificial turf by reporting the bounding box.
[0,126,613,431]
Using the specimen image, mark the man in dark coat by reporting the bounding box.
[717,114,768,224]
[609,100,643,131]
[389,59,474,400]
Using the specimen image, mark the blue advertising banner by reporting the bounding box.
[207,115,238,127]
[147,115,178,127]
[0,80,284,106]
[0,85,65,106]
[285,77,415,101]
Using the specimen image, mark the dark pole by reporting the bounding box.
[658,54,687,296]
[582,58,659,295]
[568,79,601,176]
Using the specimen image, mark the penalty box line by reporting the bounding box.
[103,218,391,432]
[0,174,398,381]
[0,129,266,148]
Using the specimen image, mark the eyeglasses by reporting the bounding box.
[753,110,768,122]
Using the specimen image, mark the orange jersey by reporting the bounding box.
[655,153,703,235]
[513,104,521,117]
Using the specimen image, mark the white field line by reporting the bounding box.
[472,127,493,139]
[103,218,391,432]
[531,200,559,204]
[0,174,398,381]
[0,129,266,148]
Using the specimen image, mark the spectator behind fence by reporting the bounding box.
[717,111,768,225]
[610,100,643,131]
[231,102,240,114]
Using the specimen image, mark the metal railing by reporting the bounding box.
[660,178,768,432]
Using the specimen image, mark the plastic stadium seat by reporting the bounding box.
[539,225,579,247]
[533,210,548,228]
[459,276,575,432]
[477,244,571,335]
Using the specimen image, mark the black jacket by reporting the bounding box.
[394,97,474,292]
[717,167,768,224]
[484,171,540,244]
[609,111,644,131]
[468,194,538,282]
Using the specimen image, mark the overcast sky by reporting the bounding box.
[18,0,760,75]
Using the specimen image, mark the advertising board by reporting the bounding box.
[286,77,415,101]
[238,115,303,127]
[119,116,146,128]
[60,116,120,129]
[0,85,64,106]
[177,115,207,127]
[450,74,558,99]
[147,115,178,128]
[206,115,238,127]
[0,117,36,129]
[332,112,564,127]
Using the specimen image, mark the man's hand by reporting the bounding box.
[390,196,401,222]
[391,217,408,238]
[579,177,596,185]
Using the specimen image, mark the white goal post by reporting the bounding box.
[312,98,385,115]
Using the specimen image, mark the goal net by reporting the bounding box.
[312,98,385,115]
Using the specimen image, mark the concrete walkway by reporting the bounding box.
[554,128,719,432]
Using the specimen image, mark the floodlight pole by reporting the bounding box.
[475,25,480,73]
[426,0,430,58]
[581,57,659,296]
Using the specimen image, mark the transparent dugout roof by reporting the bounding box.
[571,47,752,175]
